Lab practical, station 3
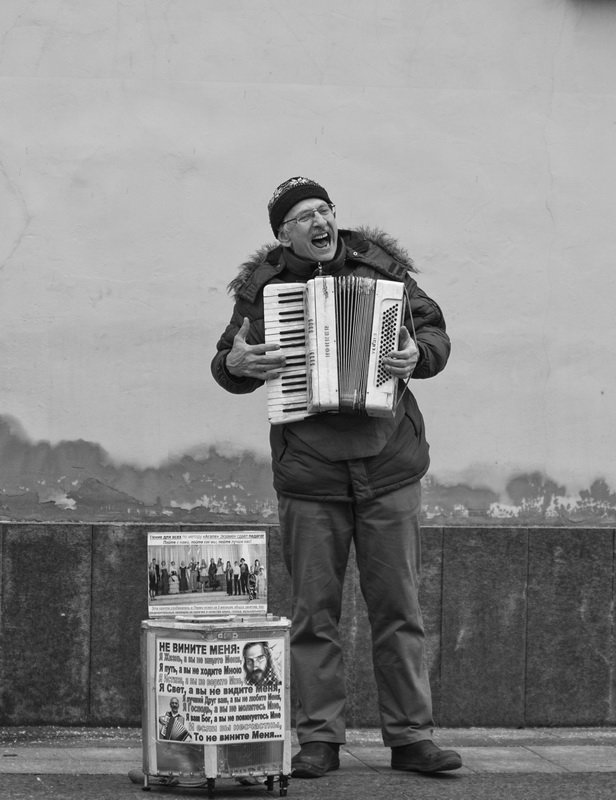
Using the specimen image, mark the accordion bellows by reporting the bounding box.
[264,275,405,425]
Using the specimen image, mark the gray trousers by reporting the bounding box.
[278,480,434,748]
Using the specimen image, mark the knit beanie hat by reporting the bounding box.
[268,176,332,235]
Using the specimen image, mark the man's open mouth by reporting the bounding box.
[312,231,331,248]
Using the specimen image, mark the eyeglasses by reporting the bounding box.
[282,203,336,227]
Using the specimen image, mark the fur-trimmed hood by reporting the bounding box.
[228,226,416,297]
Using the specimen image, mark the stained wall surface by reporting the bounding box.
[1,1,616,523]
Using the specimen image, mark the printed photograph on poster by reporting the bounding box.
[147,530,267,618]
[156,635,285,745]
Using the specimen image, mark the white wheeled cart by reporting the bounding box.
[140,615,292,797]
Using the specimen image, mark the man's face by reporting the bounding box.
[278,197,338,262]
[169,699,180,715]
[244,644,267,683]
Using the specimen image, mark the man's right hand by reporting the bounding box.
[225,317,286,380]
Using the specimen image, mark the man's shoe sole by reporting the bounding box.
[391,753,462,773]
[291,758,340,779]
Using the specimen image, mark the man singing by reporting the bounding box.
[212,177,460,778]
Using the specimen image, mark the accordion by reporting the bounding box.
[263,275,405,425]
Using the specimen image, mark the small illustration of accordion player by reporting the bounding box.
[211,177,461,778]
[158,696,192,741]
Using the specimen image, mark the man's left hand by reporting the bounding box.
[382,326,419,380]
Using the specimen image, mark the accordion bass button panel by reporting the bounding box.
[365,279,405,416]
[263,283,315,424]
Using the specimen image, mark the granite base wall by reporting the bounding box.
[1,524,614,728]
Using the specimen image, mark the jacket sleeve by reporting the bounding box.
[404,277,451,379]
[210,299,266,395]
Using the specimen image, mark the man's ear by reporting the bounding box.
[277,227,291,247]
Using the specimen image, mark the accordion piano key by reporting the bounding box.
[264,283,313,424]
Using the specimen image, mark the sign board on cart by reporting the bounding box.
[141,530,291,796]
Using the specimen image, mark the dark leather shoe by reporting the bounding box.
[391,740,462,773]
[291,742,340,778]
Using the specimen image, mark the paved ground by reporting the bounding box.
[3,727,616,799]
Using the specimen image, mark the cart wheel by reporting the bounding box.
[207,777,216,798]
[266,775,275,791]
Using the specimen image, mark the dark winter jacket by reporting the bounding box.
[211,228,450,503]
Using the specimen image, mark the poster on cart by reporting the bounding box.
[156,634,286,745]
[147,530,268,618]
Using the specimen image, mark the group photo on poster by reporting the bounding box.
[156,635,286,746]
[147,531,268,617]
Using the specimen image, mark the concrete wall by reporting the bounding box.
[1,524,614,728]
[1,1,616,524]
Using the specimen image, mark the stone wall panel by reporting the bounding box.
[526,528,615,725]
[440,527,528,726]
[0,524,92,724]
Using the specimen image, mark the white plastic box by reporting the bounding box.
[140,615,292,796]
